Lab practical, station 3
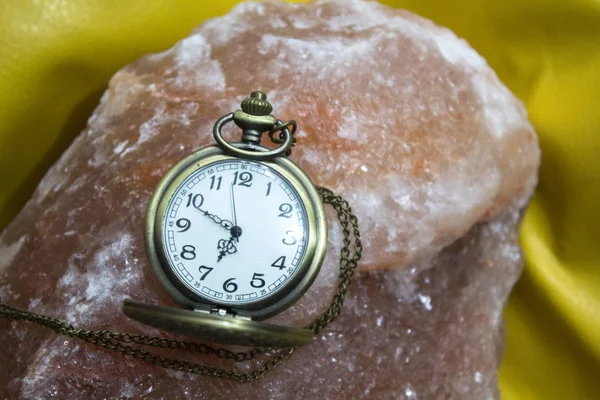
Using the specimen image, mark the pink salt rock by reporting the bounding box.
[0,0,539,398]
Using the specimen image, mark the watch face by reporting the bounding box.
[159,159,309,307]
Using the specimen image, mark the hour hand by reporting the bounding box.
[217,237,237,262]
[197,207,233,231]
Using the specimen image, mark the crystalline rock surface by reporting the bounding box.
[0,1,539,399]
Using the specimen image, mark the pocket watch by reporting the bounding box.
[123,91,328,348]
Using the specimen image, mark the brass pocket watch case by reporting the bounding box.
[123,92,328,348]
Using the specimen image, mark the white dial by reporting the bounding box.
[161,159,308,307]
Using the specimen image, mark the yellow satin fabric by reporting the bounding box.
[1,1,598,398]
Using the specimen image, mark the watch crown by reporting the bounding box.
[241,91,273,116]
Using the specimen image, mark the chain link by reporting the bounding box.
[0,187,361,382]
[268,120,297,156]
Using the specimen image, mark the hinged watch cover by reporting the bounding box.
[123,301,312,347]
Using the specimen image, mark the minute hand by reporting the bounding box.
[230,183,239,242]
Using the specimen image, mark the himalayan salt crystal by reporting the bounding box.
[0,0,539,398]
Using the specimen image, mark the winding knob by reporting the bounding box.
[241,91,273,116]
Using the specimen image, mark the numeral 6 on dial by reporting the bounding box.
[223,278,238,293]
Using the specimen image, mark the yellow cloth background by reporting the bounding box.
[1,0,599,398]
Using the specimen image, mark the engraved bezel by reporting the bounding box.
[145,145,327,320]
